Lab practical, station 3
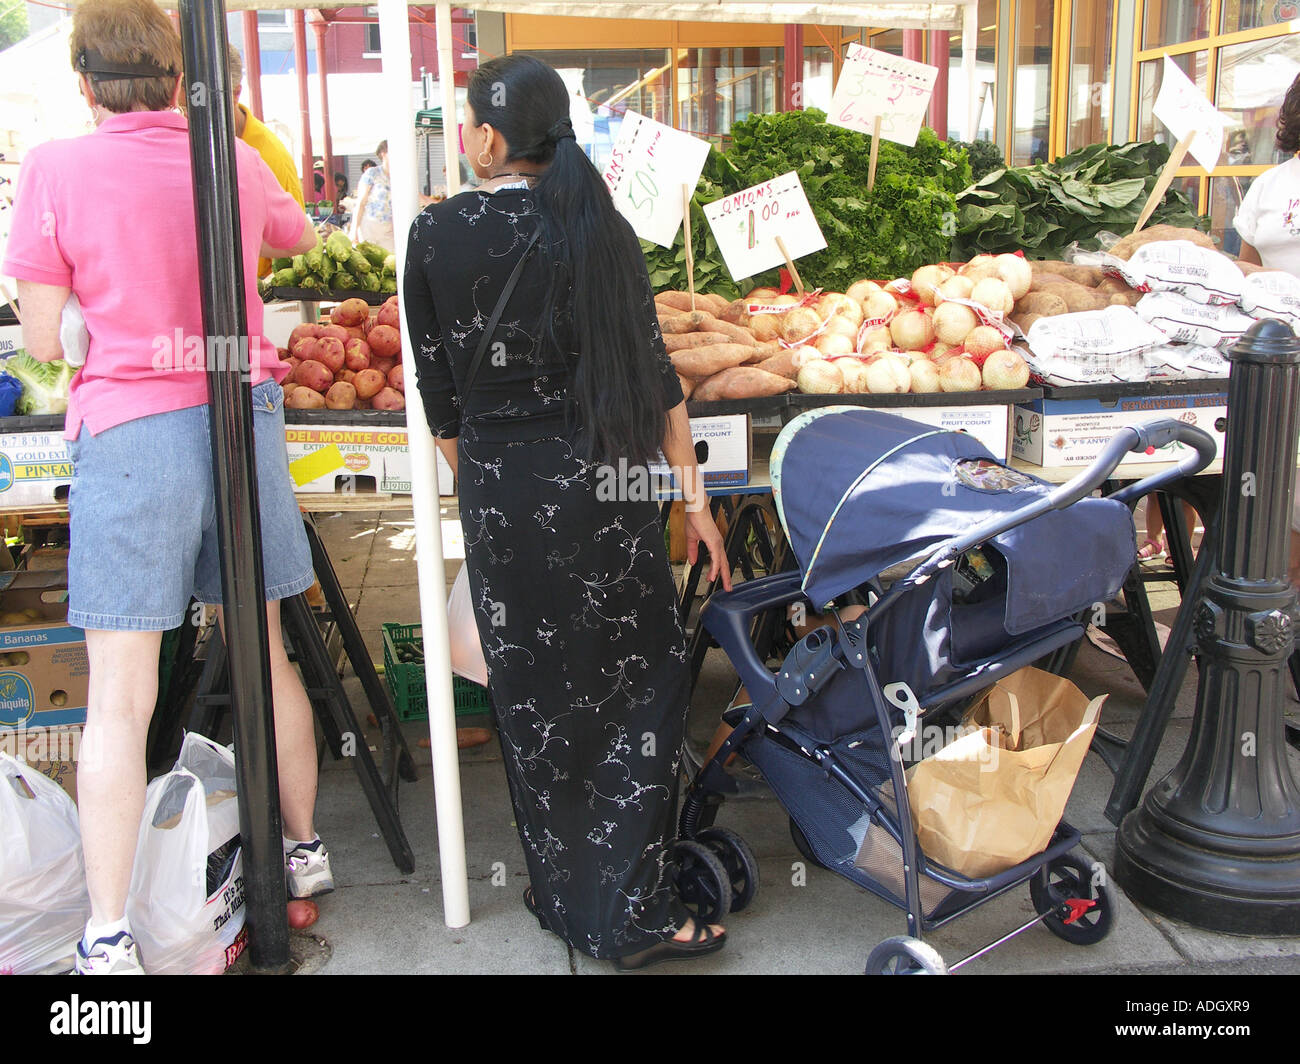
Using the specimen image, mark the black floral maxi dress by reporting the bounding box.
[403,185,692,960]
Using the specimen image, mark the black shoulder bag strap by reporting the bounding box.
[463,228,542,397]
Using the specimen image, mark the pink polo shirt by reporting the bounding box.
[2,111,308,440]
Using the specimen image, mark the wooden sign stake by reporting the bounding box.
[775,236,805,296]
[1132,129,1196,235]
[867,115,882,192]
[682,184,696,312]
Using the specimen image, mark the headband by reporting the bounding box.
[76,48,178,82]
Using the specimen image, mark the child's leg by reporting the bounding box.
[77,629,163,925]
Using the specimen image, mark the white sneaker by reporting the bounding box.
[285,837,335,899]
[75,931,145,975]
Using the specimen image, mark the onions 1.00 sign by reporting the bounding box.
[703,171,827,282]
[829,44,938,147]
[602,111,711,248]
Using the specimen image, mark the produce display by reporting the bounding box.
[280,295,406,411]
[260,229,398,298]
[643,112,972,298]
[954,141,1207,261]
[657,252,1035,401]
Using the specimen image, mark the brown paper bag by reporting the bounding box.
[904,667,1105,879]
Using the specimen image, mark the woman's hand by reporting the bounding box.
[685,505,732,592]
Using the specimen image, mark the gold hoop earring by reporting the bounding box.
[477,149,493,168]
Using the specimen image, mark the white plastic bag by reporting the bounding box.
[125,733,246,975]
[59,293,89,368]
[447,563,488,687]
[1102,240,1244,305]
[1241,272,1300,326]
[0,753,90,974]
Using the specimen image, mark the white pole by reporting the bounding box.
[378,0,471,929]
[963,0,979,141]
[438,2,462,197]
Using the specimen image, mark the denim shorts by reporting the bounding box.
[66,379,315,631]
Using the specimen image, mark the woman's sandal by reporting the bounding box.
[1137,538,1166,562]
[523,887,548,931]
[611,920,726,972]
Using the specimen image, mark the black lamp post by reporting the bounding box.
[178,0,290,969]
[1114,319,1300,933]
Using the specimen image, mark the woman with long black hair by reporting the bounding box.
[403,55,732,970]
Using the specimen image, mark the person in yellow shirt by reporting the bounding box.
[227,44,307,277]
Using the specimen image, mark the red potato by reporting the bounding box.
[361,316,376,336]
[287,900,319,929]
[276,346,291,361]
[330,297,370,327]
[370,355,397,378]
[367,324,401,358]
[354,397,372,410]
[286,387,326,409]
[288,323,321,349]
[376,301,401,330]
[283,356,302,383]
[291,336,322,363]
[296,359,334,393]
[325,381,357,410]
[387,364,404,393]
[344,339,372,372]
[315,336,346,374]
[316,323,349,344]
[337,368,357,384]
[353,368,387,399]
[371,387,405,410]
[282,382,302,398]
[344,325,366,342]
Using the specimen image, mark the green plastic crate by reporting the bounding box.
[381,621,490,722]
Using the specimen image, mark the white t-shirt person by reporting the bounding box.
[1234,155,1300,276]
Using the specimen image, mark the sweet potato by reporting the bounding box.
[286,386,326,409]
[670,343,754,380]
[717,299,752,326]
[664,331,736,353]
[1107,224,1217,260]
[353,368,386,399]
[295,359,334,393]
[325,382,357,410]
[1013,291,1069,318]
[678,374,694,400]
[755,348,800,381]
[692,367,797,402]
[699,293,730,315]
[654,291,697,313]
[371,387,405,411]
[657,311,710,335]
[1029,260,1103,286]
[692,315,758,347]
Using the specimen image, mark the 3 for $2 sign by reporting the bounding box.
[703,171,827,282]
[829,44,938,147]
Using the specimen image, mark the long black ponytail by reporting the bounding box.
[467,55,672,466]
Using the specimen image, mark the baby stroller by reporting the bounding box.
[673,407,1216,973]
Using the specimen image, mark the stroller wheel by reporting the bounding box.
[1030,853,1114,946]
[671,839,733,925]
[865,936,948,975]
[789,818,827,870]
[696,827,759,912]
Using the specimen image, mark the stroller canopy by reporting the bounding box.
[769,407,1134,630]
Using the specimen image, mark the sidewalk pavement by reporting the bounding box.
[303,509,1300,975]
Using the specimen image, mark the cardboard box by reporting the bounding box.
[284,420,454,496]
[648,413,751,488]
[1012,388,1228,467]
[0,570,89,733]
[1,724,82,803]
[0,323,21,360]
[891,403,1011,462]
[0,427,74,507]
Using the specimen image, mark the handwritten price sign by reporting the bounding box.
[1153,55,1228,172]
[601,111,711,248]
[702,171,827,282]
[829,44,938,147]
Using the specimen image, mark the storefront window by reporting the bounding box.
[677,47,780,138]
[802,44,835,112]
[947,0,998,143]
[524,49,672,166]
[1136,52,1209,149]
[1142,0,1212,49]
[869,29,904,56]
[1209,174,1253,257]
[1012,0,1054,165]
[1065,0,1113,152]
[1216,35,1300,167]
[1220,0,1296,33]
